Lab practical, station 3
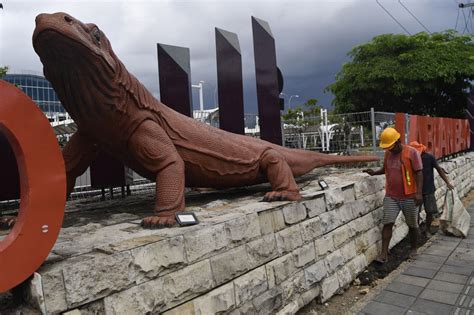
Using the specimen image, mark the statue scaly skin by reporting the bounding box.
[32,12,378,228]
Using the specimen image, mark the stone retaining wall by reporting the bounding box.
[25,152,474,314]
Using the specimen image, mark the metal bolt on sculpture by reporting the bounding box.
[0,81,66,292]
[32,12,378,229]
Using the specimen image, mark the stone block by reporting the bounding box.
[354,232,369,254]
[324,188,344,210]
[303,196,326,218]
[184,224,229,262]
[300,285,321,305]
[228,302,257,315]
[161,259,216,309]
[320,273,339,302]
[25,273,46,315]
[37,268,68,314]
[105,260,214,313]
[366,226,381,246]
[131,236,186,282]
[342,185,356,202]
[162,301,195,315]
[354,176,380,199]
[340,241,357,263]
[364,242,380,263]
[318,211,342,234]
[351,213,374,234]
[282,202,307,225]
[103,277,166,315]
[275,225,303,254]
[293,242,316,267]
[300,217,324,242]
[246,234,279,266]
[350,200,369,218]
[347,254,368,277]
[280,271,307,305]
[314,234,335,259]
[333,204,354,224]
[332,225,353,248]
[225,213,261,244]
[252,288,282,315]
[63,251,134,307]
[258,209,286,235]
[324,250,345,274]
[234,267,268,306]
[336,265,353,289]
[266,254,297,287]
[210,245,252,285]
[304,260,328,286]
[193,282,236,314]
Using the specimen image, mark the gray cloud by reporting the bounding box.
[0,0,461,113]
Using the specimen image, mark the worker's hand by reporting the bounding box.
[415,192,423,206]
[447,182,454,190]
[363,169,375,176]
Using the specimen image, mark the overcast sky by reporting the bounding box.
[0,0,466,114]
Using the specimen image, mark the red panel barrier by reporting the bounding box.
[397,112,470,159]
[0,81,66,292]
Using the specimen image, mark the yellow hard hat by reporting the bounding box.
[379,127,401,149]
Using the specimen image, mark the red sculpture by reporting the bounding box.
[33,12,378,228]
[0,81,66,292]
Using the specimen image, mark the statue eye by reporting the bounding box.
[92,28,101,43]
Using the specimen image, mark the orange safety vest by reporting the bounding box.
[384,145,417,196]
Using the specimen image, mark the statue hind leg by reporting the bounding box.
[128,120,185,228]
[260,149,302,201]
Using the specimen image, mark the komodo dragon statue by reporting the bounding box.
[31,12,378,228]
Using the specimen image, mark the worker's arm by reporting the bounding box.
[363,167,385,176]
[435,164,454,190]
[414,170,423,206]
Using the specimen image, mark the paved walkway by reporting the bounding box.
[360,202,474,315]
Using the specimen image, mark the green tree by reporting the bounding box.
[282,98,322,127]
[326,31,474,118]
[0,66,8,79]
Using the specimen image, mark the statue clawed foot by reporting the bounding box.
[0,215,16,230]
[263,190,302,202]
[140,214,177,229]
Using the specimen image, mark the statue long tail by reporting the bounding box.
[276,146,379,177]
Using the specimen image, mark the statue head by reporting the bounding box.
[33,12,117,78]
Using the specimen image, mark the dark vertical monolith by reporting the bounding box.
[90,151,133,192]
[157,44,193,117]
[252,16,282,145]
[0,132,19,201]
[215,28,245,134]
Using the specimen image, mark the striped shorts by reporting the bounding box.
[383,196,418,228]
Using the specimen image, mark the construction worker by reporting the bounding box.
[409,141,454,236]
[363,127,423,262]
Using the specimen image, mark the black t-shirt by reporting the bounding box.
[421,152,438,194]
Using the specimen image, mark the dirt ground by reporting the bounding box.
[297,188,474,315]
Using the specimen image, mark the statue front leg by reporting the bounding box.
[128,120,185,228]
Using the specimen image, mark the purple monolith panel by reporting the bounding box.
[216,28,245,134]
[0,132,19,201]
[157,44,193,117]
[252,16,282,145]
[468,90,474,150]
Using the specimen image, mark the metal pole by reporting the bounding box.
[371,107,376,154]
